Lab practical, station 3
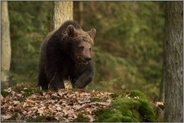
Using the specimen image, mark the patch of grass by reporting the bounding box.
[69,88,78,92]
[110,93,120,99]
[1,90,10,97]
[22,87,44,97]
[91,98,102,102]
[22,88,34,97]
[74,114,90,122]
[2,85,45,98]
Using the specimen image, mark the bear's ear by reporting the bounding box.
[88,28,96,39]
[65,25,78,37]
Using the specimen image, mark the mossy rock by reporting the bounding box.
[129,90,148,100]
[94,90,156,122]
[110,93,120,99]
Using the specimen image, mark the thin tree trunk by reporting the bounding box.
[1,1,11,86]
[164,1,183,122]
[74,1,83,26]
[52,1,73,30]
[52,1,73,88]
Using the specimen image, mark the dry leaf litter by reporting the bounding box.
[1,88,112,122]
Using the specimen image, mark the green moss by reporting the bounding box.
[91,98,102,102]
[22,87,44,97]
[74,114,90,122]
[94,109,115,122]
[94,108,138,122]
[110,93,120,99]
[105,110,123,122]
[112,98,140,111]
[94,90,156,122]
[120,93,126,98]
[129,90,148,100]
[22,88,34,97]
[35,88,46,93]
[138,99,156,121]
[128,90,156,121]
[1,90,10,97]
[70,88,78,92]
[112,98,141,122]
[11,86,23,92]
[121,115,137,122]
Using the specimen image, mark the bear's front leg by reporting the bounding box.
[48,72,65,91]
[73,71,94,89]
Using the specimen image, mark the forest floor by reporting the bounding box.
[1,84,164,122]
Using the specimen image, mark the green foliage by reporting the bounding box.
[94,109,115,122]
[83,2,164,100]
[94,90,156,122]
[91,98,102,102]
[129,90,148,100]
[138,99,156,121]
[8,2,164,100]
[8,2,51,85]
[89,47,161,99]
[1,90,10,97]
[69,88,78,92]
[8,83,45,97]
[110,93,120,99]
[74,114,90,122]
[22,87,44,97]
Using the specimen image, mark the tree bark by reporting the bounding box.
[52,1,73,88]
[164,1,183,122]
[1,1,11,85]
[74,1,83,26]
[52,1,73,30]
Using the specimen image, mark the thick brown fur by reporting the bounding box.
[38,20,96,90]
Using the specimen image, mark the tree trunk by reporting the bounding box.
[74,1,83,26]
[1,1,11,86]
[164,1,183,122]
[52,1,73,30]
[52,1,73,88]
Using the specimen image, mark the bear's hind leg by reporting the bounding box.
[38,71,49,90]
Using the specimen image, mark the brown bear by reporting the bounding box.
[38,20,96,90]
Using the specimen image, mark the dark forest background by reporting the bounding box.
[7,1,164,100]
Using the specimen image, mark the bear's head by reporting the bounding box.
[64,25,96,64]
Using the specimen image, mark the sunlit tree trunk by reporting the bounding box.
[1,1,11,86]
[164,1,183,122]
[52,1,73,88]
[52,1,73,30]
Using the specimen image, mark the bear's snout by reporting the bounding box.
[77,56,92,63]
[85,57,91,61]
